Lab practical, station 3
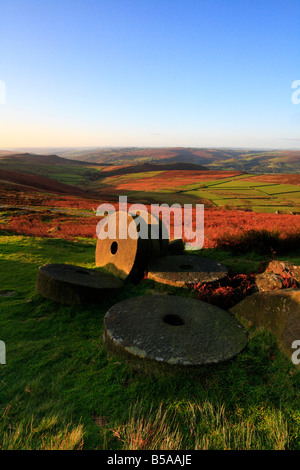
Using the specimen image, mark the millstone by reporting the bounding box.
[36,263,124,305]
[128,209,169,258]
[96,211,168,280]
[147,255,228,287]
[168,239,185,255]
[103,295,248,376]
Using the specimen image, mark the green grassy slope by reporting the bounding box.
[0,234,300,450]
[0,161,104,188]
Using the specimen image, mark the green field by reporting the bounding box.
[1,234,300,450]
[180,180,300,212]
[93,172,300,213]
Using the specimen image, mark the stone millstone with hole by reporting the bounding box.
[147,255,228,287]
[36,263,124,305]
[128,209,169,258]
[103,295,248,376]
[96,211,168,280]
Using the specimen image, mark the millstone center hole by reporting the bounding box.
[110,241,118,255]
[180,264,193,270]
[76,269,90,275]
[163,314,185,326]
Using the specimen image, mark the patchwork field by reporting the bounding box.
[1,152,300,213]
[92,170,300,213]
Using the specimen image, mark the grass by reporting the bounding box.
[0,233,300,450]
[111,400,290,450]
[0,161,103,188]
[0,411,84,450]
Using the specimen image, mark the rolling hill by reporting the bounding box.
[57,147,300,174]
[0,152,106,166]
[1,148,300,173]
[1,151,300,213]
[95,161,208,178]
[0,169,93,196]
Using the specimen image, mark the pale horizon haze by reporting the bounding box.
[1,0,300,149]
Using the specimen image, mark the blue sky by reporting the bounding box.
[1,0,299,148]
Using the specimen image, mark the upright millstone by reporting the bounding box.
[96,210,169,280]
[167,238,185,255]
[128,209,169,258]
[103,295,248,376]
[147,254,228,287]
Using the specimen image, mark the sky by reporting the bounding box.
[0,0,300,149]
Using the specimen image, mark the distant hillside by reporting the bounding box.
[99,161,208,178]
[58,147,222,164]
[0,169,93,196]
[58,147,300,173]
[0,152,105,166]
[0,150,17,156]
[0,153,110,189]
[1,148,300,178]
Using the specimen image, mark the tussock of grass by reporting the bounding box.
[0,407,84,450]
[110,400,290,450]
[111,402,182,450]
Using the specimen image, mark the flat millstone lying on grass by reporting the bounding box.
[103,295,248,376]
[36,263,124,305]
[147,255,228,287]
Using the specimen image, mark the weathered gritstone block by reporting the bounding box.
[96,211,168,280]
[147,254,228,287]
[103,295,248,376]
[230,288,300,368]
[36,263,124,305]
